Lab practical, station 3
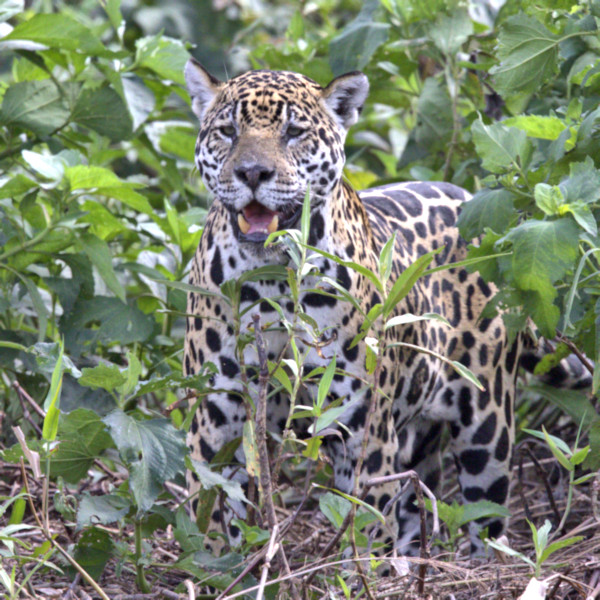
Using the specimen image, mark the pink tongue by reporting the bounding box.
[243,202,277,233]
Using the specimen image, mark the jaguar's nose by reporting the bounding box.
[234,164,275,191]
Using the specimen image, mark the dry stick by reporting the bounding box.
[20,460,111,600]
[252,314,301,600]
[524,445,561,523]
[555,331,595,375]
[366,471,439,596]
[256,524,280,600]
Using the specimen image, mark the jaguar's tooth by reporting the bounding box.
[267,214,279,233]
[237,213,250,234]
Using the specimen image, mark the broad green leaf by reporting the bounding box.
[2,13,112,56]
[316,484,385,523]
[534,183,564,216]
[319,491,350,528]
[472,118,532,174]
[135,35,189,85]
[79,363,127,394]
[72,86,133,142]
[490,14,559,95]
[76,493,130,530]
[559,157,600,205]
[62,296,154,356]
[79,233,126,302]
[520,384,597,429]
[460,500,510,527]
[189,460,246,504]
[0,174,37,199]
[458,188,516,239]
[29,341,81,378]
[329,0,389,75]
[134,370,214,398]
[0,80,69,136]
[427,8,472,56]
[507,218,579,291]
[564,202,597,237]
[50,408,113,484]
[72,527,114,581]
[503,115,566,140]
[65,165,140,191]
[414,78,453,148]
[103,409,187,513]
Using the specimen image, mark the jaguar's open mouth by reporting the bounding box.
[235,200,302,242]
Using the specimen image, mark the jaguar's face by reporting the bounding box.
[185,60,368,244]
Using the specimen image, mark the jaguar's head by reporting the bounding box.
[185,59,368,244]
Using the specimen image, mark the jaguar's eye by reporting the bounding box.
[286,125,305,138]
[219,125,236,138]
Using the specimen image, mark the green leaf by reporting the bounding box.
[472,118,532,174]
[385,312,450,330]
[459,500,510,527]
[503,115,566,140]
[564,202,597,237]
[414,78,453,148]
[317,355,336,409]
[42,341,64,440]
[135,35,189,85]
[534,183,564,216]
[50,408,113,484]
[2,13,112,56]
[559,157,600,205]
[79,233,126,302]
[0,80,69,136]
[72,86,133,142]
[189,460,246,505]
[541,427,573,471]
[583,421,600,470]
[490,14,559,95]
[427,8,473,56]
[458,189,516,239]
[103,410,187,513]
[539,535,584,564]
[79,363,127,394]
[384,248,441,317]
[76,493,130,529]
[313,397,361,435]
[72,527,114,581]
[319,491,350,528]
[329,0,389,75]
[507,218,579,289]
[521,383,597,429]
[62,296,154,354]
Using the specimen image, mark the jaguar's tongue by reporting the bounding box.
[237,201,279,235]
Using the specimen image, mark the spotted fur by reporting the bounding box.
[183,60,521,561]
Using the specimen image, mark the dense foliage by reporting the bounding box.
[1,0,599,596]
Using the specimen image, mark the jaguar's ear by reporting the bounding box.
[322,71,369,130]
[184,58,223,120]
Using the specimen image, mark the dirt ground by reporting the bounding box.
[2,420,599,600]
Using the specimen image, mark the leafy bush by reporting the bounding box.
[1,0,599,596]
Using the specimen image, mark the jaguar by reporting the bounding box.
[182,58,550,562]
